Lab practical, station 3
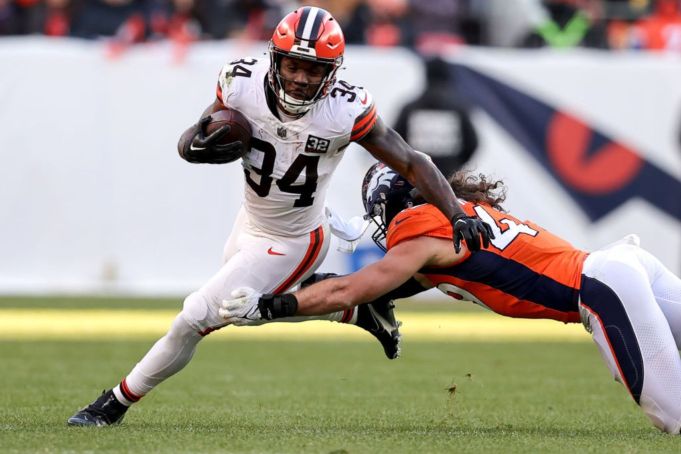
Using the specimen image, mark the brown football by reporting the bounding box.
[206,108,252,151]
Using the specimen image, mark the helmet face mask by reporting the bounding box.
[361,163,415,251]
[268,7,345,115]
[269,50,337,114]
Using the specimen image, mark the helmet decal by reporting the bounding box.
[361,163,417,251]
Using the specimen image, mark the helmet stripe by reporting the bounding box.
[296,7,311,38]
[307,9,324,43]
[299,6,321,43]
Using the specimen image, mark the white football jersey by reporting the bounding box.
[217,57,377,236]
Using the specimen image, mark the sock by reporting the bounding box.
[341,307,357,324]
[112,380,139,407]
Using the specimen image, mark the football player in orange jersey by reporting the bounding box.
[67,7,493,427]
[222,162,681,434]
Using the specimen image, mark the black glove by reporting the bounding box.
[192,116,227,147]
[451,213,495,253]
[183,116,244,164]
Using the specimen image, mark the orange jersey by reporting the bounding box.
[386,203,588,323]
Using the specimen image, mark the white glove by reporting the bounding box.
[325,207,370,241]
[219,287,264,326]
[325,207,370,254]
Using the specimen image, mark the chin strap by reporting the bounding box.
[277,87,313,115]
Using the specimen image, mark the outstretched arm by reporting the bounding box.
[359,116,493,252]
[301,272,429,302]
[292,239,432,315]
[219,236,455,324]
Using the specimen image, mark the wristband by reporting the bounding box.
[451,213,467,223]
[258,293,299,320]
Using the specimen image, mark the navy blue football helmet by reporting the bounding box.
[361,162,417,251]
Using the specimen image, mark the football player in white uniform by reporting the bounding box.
[67,6,493,427]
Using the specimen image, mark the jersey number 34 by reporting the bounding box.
[245,138,319,207]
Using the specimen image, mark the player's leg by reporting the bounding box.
[67,312,200,426]
[115,308,203,401]
[67,233,303,427]
[580,245,681,434]
[66,221,396,426]
[67,210,256,427]
[222,205,247,264]
[630,246,681,348]
[114,213,274,402]
[120,238,298,405]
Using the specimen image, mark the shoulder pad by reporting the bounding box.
[216,57,263,107]
[324,80,378,141]
[341,83,376,142]
[387,205,450,250]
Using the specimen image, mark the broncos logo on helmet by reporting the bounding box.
[268,6,345,115]
[361,162,420,251]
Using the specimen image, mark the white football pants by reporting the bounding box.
[116,207,351,403]
[579,237,681,434]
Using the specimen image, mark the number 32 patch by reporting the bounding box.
[305,135,330,153]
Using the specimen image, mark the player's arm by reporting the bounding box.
[219,236,452,324]
[301,272,430,302]
[359,116,493,252]
[292,237,435,315]
[360,116,456,215]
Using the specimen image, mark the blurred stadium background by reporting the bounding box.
[1,0,680,295]
[1,1,681,450]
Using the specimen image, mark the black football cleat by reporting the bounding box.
[67,389,128,427]
[301,273,402,359]
[356,298,402,360]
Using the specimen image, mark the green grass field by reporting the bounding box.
[1,297,680,453]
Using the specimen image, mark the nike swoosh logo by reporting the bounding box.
[267,247,285,256]
[394,217,409,226]
[367,305,395,333]
[360,93,368,105]
[189,144,206,151]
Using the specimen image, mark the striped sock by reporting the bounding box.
[340,307,357,324]
[112,378,142,407]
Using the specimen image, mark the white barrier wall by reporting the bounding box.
[0,38,679,295]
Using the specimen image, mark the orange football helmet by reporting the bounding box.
[268,6,345,114]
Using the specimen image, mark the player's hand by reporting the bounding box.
[187,116,244,164]
[219,287,263,326]
[451,213,495,253]
[192,115,229,147]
